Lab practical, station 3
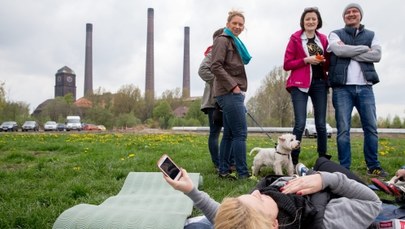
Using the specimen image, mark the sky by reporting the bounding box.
[1,0,404,119]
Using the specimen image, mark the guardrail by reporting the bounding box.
[172,126,405,134]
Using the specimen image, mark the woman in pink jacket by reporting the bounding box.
[283,7,330,167]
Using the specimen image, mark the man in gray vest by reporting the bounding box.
[327,3,388,177]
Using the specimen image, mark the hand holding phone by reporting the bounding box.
[157,154,182,181]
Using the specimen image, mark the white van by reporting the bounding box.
[66,116,82,131]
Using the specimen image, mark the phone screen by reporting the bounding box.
[160,157,181,180]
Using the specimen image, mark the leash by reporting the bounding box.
[247,112,273,141]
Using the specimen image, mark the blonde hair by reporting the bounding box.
[214,197,274,229]
[227,10,245,23]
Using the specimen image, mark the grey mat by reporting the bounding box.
[53,172,201,229]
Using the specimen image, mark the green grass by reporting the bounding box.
[0,132,404,228]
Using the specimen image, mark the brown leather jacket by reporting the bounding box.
[211,34,247,97]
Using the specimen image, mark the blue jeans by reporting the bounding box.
[216,93,249,177]
[184,216,213,229]
[290,78,328,165]
[207,108,222,168]
[332,85,380,170]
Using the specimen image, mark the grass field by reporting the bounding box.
[0,131,404,228]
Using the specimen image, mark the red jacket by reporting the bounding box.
[283,30,329,91]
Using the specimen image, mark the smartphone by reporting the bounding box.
[157,154,182,180]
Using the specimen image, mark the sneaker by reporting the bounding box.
[371,178,392,195]
[229,165,236,173]
[295,163,309,176]
[238,174,258,181]
[214,166,220,173]
[218,172,237,180]
[367,167,389,178]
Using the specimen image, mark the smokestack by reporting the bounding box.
[145,8,155,101]
[84,23,93,96]
[182,26,190,98]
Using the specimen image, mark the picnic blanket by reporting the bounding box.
[53,172,202,229]
[376,203,405,221]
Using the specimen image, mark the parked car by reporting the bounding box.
[22,121,39,132]
[0,121,19,132]
[82,123,100,131]
[97,125,106,131]
[304,118,333,138]
[44,121,58,131]
[56,123,66,131]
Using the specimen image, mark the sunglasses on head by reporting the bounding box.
[304,7,319,11]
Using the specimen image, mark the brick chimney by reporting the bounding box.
[145,8,155,101]
[182,26,190,98]
[84,23,93,96]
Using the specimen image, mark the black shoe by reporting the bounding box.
[367,167,389,178]
[218,173,237,180]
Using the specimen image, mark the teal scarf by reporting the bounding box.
[224,28,252,65]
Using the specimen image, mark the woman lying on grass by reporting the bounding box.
[164,157,381,229]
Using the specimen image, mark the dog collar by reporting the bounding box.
[275,147,291,159]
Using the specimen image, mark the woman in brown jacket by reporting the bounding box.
[211,10,252,179]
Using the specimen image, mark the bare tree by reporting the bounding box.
[160,88,184,110]
[112,84,143,116]
[0,81,6,119]
[42,97,71,121]
[1,101,30,124]
[247,66,293,127]
[87,87,114,110]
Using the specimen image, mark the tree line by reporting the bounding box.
[0,66,404,129]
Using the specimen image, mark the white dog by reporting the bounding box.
[249,133,300,176]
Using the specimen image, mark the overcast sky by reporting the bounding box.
[1,0,404,119]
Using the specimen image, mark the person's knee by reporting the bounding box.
[314,157,339,171]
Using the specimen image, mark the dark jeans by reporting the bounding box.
[207,108,222,168]
[290,78,328,165]
[332,85,380,170]
[314,157,365,184]
[216,92,249,177]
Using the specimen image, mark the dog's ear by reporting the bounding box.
[278,136,285,142]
